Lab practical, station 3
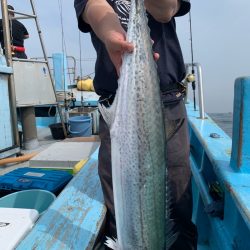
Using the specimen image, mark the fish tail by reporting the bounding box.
[104,236,121,250]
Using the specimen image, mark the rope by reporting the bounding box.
[75,58,96,61]
[81,71,95,78]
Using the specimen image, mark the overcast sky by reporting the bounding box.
[3,0,250,113]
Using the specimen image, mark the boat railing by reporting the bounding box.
[188,76,250,249]
[31,55,77,84]
[185,63,206,119]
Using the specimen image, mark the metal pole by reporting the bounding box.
[1,0,20,147]
[195,63,205,119]
[12,58,47,63]
[8,9,36,18]
[29,0,49,64]
[29,0,67,137]
[185,63,206,119]
[67,56,77,81]
[20,107,39,150]
[184,64,189,104]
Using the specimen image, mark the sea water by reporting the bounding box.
[209,113,233,138]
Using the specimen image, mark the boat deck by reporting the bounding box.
[2,75,250,249]
[0,127,209,249]
[0,127,56,176]
[0,127,210,249]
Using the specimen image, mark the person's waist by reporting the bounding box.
[161,81,186,94]
[99,94,115,107]
[99,82,186,107]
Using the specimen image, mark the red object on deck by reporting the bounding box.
[11,46,25,52]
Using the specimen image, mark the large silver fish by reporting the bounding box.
[99,0,173,248]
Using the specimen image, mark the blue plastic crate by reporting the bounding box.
[0,167,73,197]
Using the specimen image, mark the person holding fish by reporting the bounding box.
[74,0,197,249]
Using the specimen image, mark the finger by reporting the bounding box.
[116,63,121,77]
[113,57,122,77]
[154,53,160,61]
[121,41,134,53]
[117,69,120,77]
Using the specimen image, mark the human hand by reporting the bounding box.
[104,29,134,76]
[104,30,160,76]
[83,0,160,75]
[152,40,160,61]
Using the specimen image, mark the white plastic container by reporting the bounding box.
[0,208,39,250]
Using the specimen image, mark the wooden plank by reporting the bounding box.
[17,158,106,250]
[64,136,100,142]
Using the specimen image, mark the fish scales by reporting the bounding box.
[99,0,172,249]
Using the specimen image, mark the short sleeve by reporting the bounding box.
[22,24,29,36]
[175,0,191,17]
[74,0,92,32]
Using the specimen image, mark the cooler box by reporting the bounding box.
[0,208,39,250]
[0,167,73,197]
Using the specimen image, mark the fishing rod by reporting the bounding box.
[188,10,196,111]
[78,31,84,107]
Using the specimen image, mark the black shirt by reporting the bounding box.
[74,0,190,99]
[0,19,29,49]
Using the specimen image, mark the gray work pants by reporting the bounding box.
[98,100,198,249]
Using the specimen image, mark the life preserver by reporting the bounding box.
[11,45,25,52]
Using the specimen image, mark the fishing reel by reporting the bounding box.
[184,72,197,110]
[183,73,196,89]
[185,73,196,83]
